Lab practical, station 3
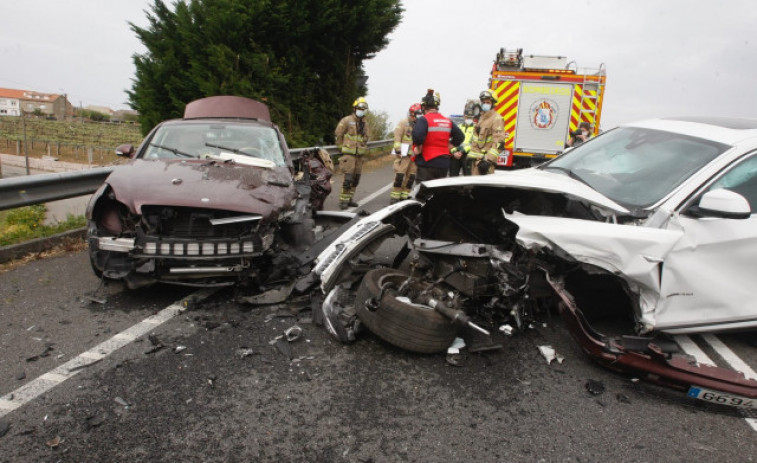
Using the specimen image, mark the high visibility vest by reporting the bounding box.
[421,112,452,162]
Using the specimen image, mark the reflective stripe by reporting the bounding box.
[428,127,451,133]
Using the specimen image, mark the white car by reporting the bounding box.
[314,116,757,404]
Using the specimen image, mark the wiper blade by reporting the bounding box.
[148,143,194,158]
[204,142,254,156]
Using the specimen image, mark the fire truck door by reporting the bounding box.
[514,82,573,154]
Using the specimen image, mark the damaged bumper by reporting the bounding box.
[549,276,757,406]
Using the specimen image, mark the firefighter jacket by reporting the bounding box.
[335,113,371,155]
[393,117,414,152]
[469,110,505,159]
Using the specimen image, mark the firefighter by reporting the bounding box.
[390,103,422,204]
[335,97,372,210]
[449,101,479,176]
[468,90,506,175]
[412,89,465,182]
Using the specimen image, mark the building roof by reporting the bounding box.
[0,87,62,101]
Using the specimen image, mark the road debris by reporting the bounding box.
[85,413,107,429]
[16,370,26,381]
[469,343,504,354]
[236,348,255,359]
[207,375,217,389]
[585,379,606,396]
[0,420,10,438]
[114,397,130,408]
[284,325,303,342]
[537,345,564,365]
[26,343,55,362]
[45,435,62,448]
[174,345,187,354]
[499,324,514,336]
[144,334,165,355]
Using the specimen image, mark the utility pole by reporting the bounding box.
[22,111,30,175]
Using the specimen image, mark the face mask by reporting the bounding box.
[464,118,473,125]
[355,110,365,118]
[481,103,492,112]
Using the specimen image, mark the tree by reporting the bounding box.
[128,0,402,146]
[366,110,391,140]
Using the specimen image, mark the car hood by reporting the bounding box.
[417,168,631,215]
[106,159,297,218]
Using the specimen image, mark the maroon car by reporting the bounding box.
[87,96,336,288]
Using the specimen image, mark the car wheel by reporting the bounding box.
[354,268,458,354]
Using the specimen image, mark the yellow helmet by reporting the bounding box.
[352,97,368,110]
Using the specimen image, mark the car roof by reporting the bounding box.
[183,95,271,122]
[625,117,757,145]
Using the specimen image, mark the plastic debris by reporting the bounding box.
[85,414,106,429]
[499,324,514,336]
[114,397,129,407]
[447,337,466,355]
[537,345,564,365]
[46,436,62,448]
[276,338,293,360]
[585,379,606,396]
[284,325,303,342]
[236,348,255,358]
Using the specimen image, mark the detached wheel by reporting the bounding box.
[355,268,457,354]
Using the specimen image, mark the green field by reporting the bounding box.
[0,116,143,164]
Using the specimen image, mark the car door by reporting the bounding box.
[655,152,757,333]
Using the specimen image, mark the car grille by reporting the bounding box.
[141,206,258,238]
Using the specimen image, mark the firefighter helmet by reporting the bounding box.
[409,103,422,117]
[352,97,369,110]
[463,100,481,118]
[421,89,440,109]
[479,90,495,102]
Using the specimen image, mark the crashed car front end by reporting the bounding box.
[314,174,757,404]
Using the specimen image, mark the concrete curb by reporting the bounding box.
[0,227,87,264]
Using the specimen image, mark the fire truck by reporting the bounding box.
[489,48,606,168]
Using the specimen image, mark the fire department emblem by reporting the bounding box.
[530,99,558,130]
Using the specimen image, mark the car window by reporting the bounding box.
[544,127,729,208]
[706,153,757,211]
[142,122,287,166]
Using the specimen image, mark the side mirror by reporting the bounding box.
[687,188,751,219]
[115,144,135,158]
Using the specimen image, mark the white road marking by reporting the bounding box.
[0,290,216,418]
[699,334,757,432]
[346,183,392,210]
[674,334,716,367]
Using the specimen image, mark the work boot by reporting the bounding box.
[347,199,359,207]
[389,198,399,205]
[339,201,349,210]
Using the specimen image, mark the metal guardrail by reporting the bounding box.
[0,139,392,211]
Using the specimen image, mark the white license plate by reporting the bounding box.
[687,387,756,408]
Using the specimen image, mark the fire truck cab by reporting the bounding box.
[490,48,606,169]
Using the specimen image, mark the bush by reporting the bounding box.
[5,205,46,228]
[0,205,86,247]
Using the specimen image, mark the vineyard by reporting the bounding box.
[0,116,144,165]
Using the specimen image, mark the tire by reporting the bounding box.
[354,268,458,354]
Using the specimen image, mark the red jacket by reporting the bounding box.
[420,112,452,162]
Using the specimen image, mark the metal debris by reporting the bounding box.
[174,346,187,354]
[537,345,564,365]
[585,379,606,396]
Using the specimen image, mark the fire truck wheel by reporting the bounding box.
[354,268,458,354]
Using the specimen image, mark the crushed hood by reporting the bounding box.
[419,168,632,215]
[107,159,297,218]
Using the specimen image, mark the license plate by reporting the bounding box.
[687,387,756,408]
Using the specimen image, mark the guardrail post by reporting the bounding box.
[87,147,93,167]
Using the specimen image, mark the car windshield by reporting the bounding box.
[542,127,730,208]
[142,121,287,166]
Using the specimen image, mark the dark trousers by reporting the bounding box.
[416,165,449,182]
[448,155,470,176]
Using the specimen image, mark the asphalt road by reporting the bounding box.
[1,158,756,462]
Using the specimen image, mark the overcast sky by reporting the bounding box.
[1,0,755,131]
